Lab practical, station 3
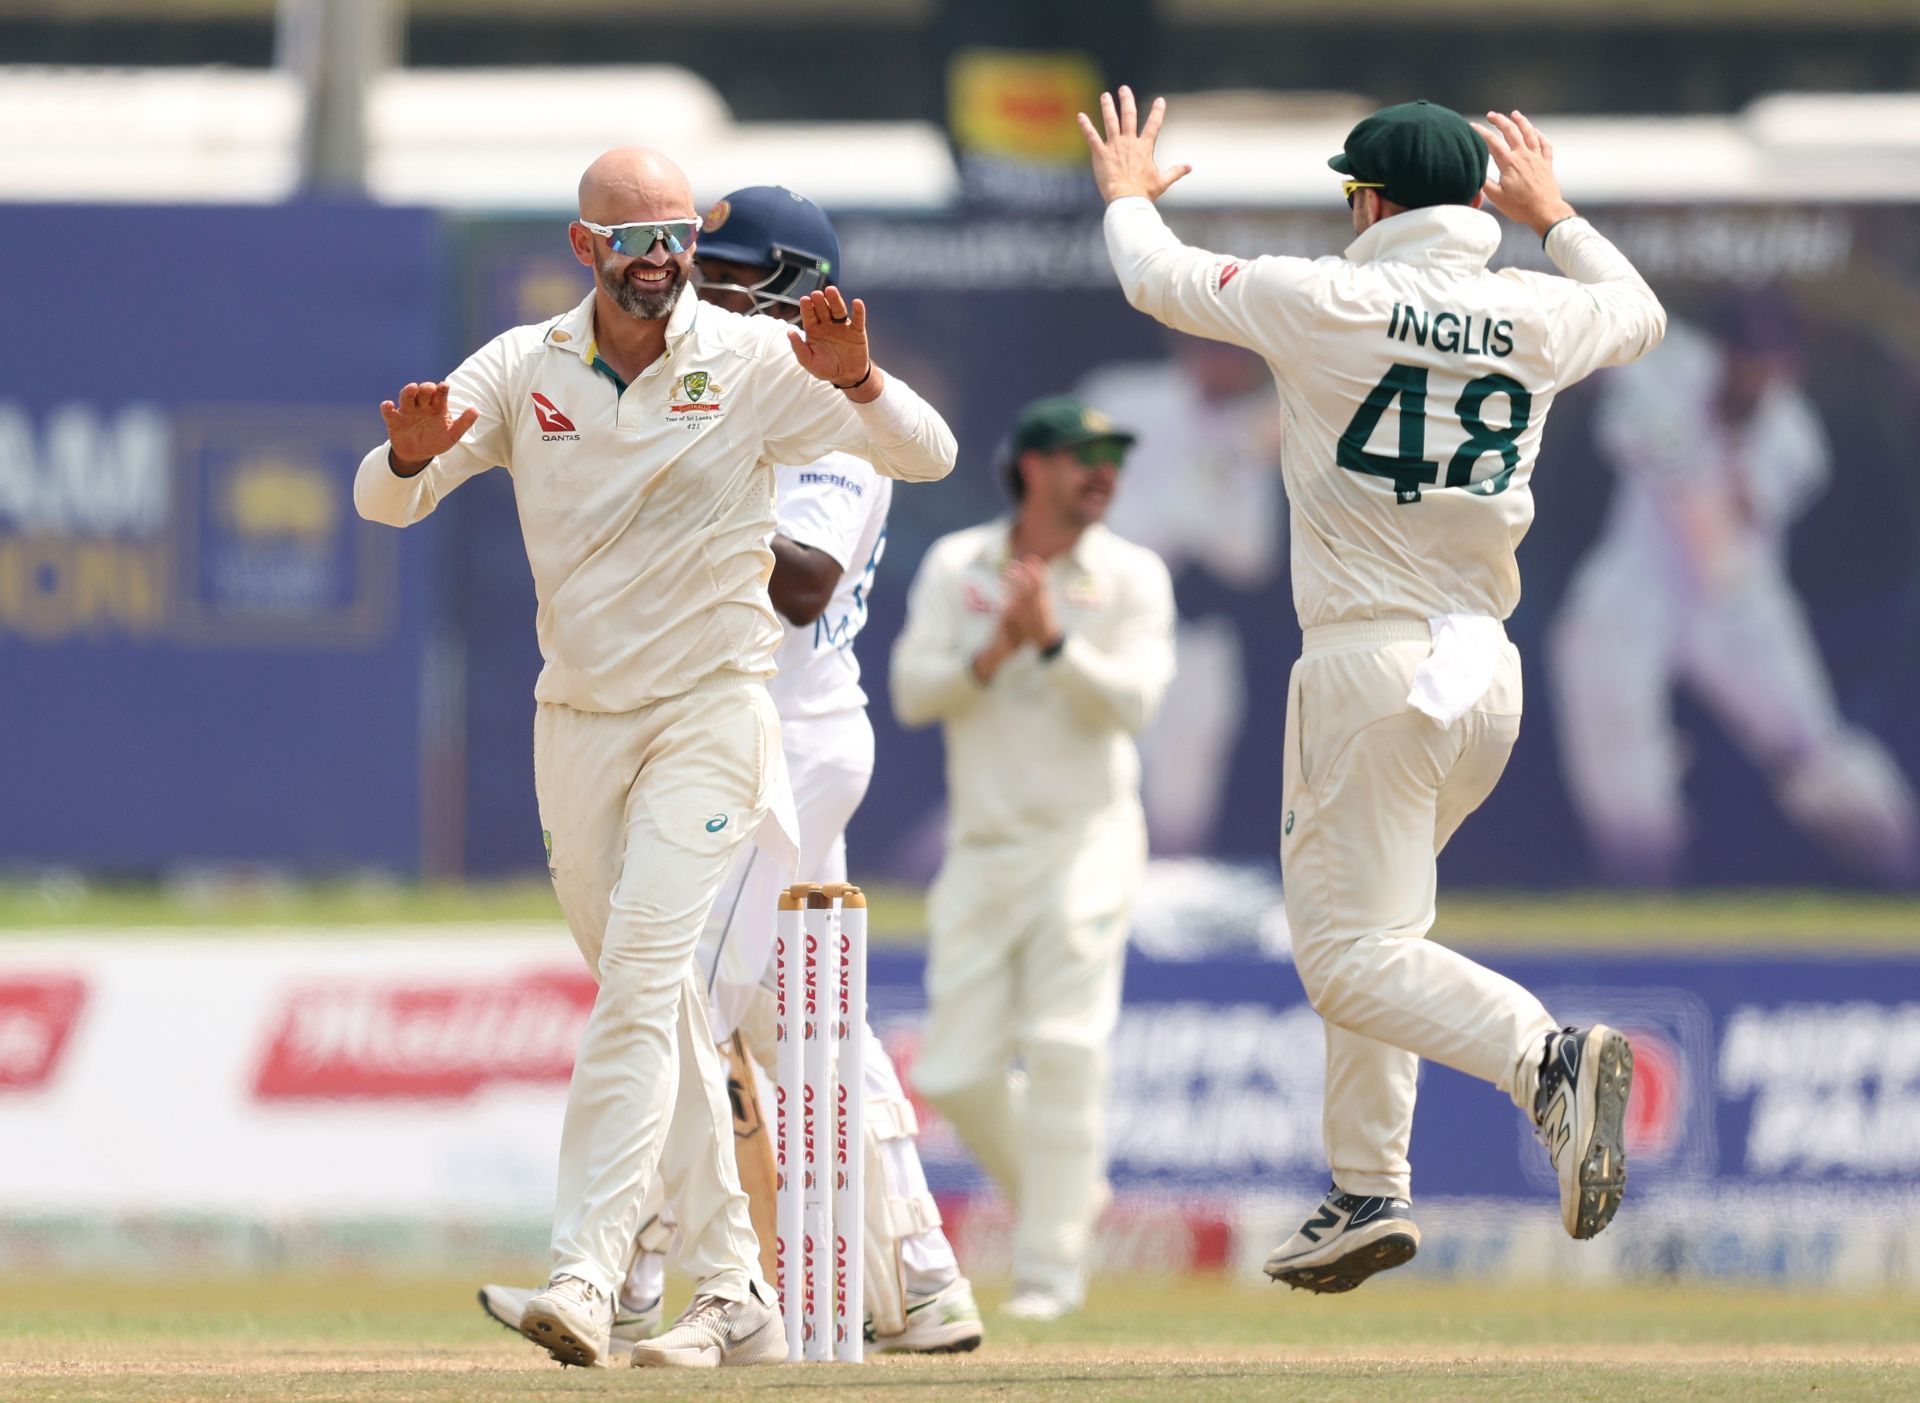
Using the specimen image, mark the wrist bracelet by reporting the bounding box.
[1039,632,1068,662]
[833,363,874,392]
[1540,214,1577,248]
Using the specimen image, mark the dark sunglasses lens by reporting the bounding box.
[610,223,692,256]
[1077,441,1125,468]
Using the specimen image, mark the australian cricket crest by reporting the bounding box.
[669,369,726,428]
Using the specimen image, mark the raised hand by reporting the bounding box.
[380,382,478,473]
[787,287,883,401]
[1078,84,1193,205]
[1470,110,1577,238]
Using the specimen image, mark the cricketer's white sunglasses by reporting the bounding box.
[578,218,700,257]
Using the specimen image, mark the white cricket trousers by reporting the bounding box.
[534,671,788,1302]
[1282,621,1558,1201]
[913,806,1146,1301]
[699,708,874,1042]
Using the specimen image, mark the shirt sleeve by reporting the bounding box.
[889,540,986,729]
[1539,216,1668,387]
[1102,195,1324,360]
[774,455,873,570]
[753,322,957,484]
[353,332,517,526]
[1044,547,1176,736]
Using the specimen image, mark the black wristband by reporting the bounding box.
[833,363,874,392]
[1540,214,1577,248]
[1039,632,1068,662]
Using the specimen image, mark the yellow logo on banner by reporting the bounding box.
[949,49,1104,164]
[220,457,338,543]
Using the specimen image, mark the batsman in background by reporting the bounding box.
[1551,301,1919,885]
[477,187,982,1356]
[358,149,955,1370]
[892,395,1175,1321]
[1082,91,1663,1291]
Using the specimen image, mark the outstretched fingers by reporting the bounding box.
[1118,84,1139,134]
[1141,94,1169,145]
[1099,89,1119,140]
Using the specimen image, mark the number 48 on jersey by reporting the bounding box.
[1337,363,1532,505]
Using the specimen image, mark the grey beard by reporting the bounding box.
[599,257,683,321]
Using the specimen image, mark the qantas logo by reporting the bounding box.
[531,392,580,438]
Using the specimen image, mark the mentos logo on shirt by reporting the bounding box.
[796,470,863,496]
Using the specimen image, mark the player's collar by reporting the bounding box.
[1343,204,1501,270]
[544,285,701,369]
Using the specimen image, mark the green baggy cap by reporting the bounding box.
[1010,396,1137,456]
[1328,99,1489,210]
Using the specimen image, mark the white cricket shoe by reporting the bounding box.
[1000,1287,1079,1322]
[517,1274,611,1368]
[1533,1024,1635,1239]
[478,1281,661,1359]
[1262,1188,1421,1293]
[871,1276,985,1354]
[629,1287,787,1369]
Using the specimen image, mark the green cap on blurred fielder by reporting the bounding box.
[1010,395,1137,457]
[1328,100,1490,209]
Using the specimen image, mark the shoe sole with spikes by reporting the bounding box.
[1266,1230,1418,1294]
[1571,1027,1634,1240]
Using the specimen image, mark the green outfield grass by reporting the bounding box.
[3,1272,1915,1401]
[3,877,1919,950]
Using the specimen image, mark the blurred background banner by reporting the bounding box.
[441,199,1920,889]
[0,203,446,875]
[2,195,1914,888]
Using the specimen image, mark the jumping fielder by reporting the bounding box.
[356,149,954,1369]
[476,187,982,1356]
[893,394,1175,1321]
[1551,304,1919,884]
[1082,91,1663,1290]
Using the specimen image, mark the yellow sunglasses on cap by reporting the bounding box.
[1342,179,1386,206]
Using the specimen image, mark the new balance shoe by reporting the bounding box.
[517,1274,612,1368]
[1533,1024,1634,1239]
[1263,1188,1420,1293]
[629,1287,787,1369]
[478,1281,661,1359]
[870,1276,985,1354]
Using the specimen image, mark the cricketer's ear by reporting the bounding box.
[568,221,596,270]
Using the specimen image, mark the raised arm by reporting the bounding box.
[762,287,957,483]
[1082,85,1320,356]
[1474,109,1666,383]
[354,337,515,526]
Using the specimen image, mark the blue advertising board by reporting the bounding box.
[0,203,444,872]
[863,947,1920,1205]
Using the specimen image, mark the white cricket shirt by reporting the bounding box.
[1103,198,1666,629]
[354,288,954,713]
[767,451,891,720]
[890,519,1175,847]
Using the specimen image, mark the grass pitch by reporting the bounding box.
[4,1272,1916,1402]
